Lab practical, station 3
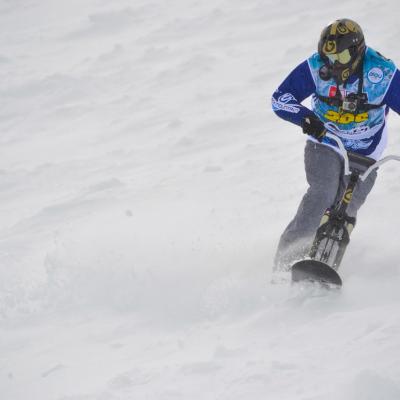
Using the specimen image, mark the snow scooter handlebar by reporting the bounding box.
[324,132,400,181]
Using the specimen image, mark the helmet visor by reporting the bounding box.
[326,48,352,65]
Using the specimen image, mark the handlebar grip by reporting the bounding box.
[347,152,376,169]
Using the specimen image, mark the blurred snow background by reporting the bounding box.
[1,0,400,399]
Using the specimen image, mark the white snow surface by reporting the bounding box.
[1,1,400,399]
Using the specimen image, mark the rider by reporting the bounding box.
[272,18,400,271]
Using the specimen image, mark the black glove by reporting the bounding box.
[302,115,326,142]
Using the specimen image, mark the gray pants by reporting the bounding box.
[274,141,377,271]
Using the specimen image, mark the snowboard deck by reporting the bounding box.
[291,259,342,288]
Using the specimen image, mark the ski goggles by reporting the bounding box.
[325,48,352,65]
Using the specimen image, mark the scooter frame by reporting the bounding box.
[292,133,400,285]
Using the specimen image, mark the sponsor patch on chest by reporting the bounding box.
[367,67,384,83]
[328,86,337,97]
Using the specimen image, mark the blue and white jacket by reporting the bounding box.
[272,47,400,159]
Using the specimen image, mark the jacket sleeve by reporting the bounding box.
[271,60,317,127]
[383,69,400,114]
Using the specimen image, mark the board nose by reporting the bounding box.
[291,259,343,287]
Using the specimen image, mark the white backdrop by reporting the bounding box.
[1,1,400,399]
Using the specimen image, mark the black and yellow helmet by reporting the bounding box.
[318,19,366,83]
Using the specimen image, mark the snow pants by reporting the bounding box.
[274,140,377,271]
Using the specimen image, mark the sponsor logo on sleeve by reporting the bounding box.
[367,67,384,84]
[278,93,296,103]
[272,93,300,113]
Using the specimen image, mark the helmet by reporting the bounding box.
[318,19,366,83]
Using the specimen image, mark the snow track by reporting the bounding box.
[1,0,400,399]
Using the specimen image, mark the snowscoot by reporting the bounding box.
[291,132,400,287]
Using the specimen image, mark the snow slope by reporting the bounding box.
[1,0,400,399]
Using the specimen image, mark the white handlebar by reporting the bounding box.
[361,155,400,181]
[324,133,351,176]
[324,132,400,181]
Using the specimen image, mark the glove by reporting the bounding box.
[302,115,326,142]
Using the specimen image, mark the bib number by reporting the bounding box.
[324,110,369,124]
